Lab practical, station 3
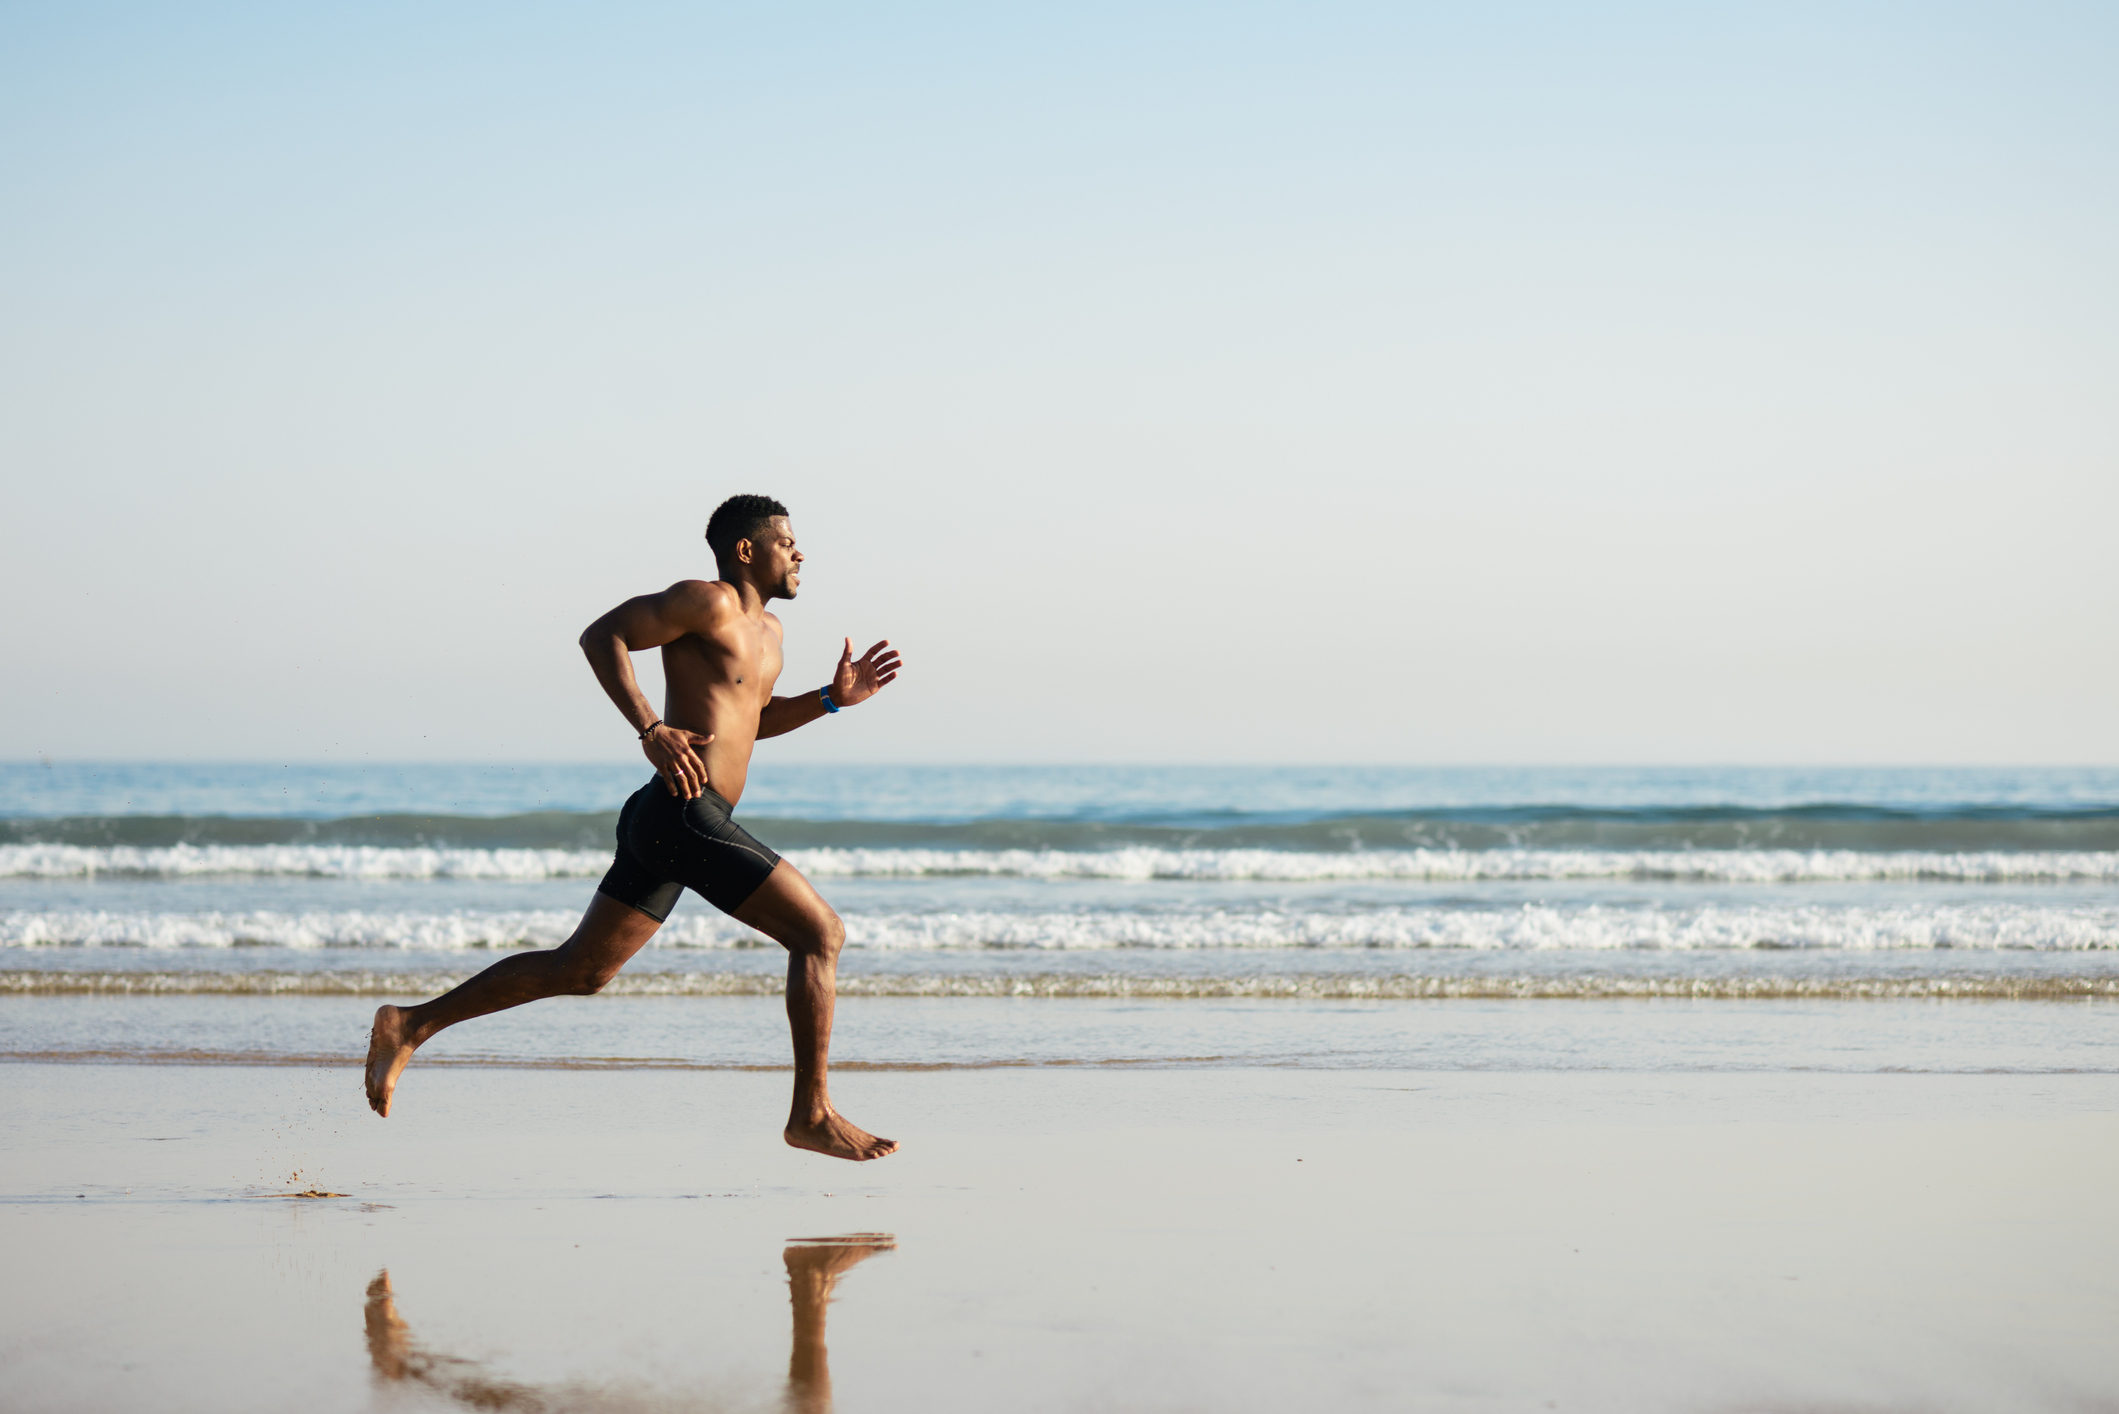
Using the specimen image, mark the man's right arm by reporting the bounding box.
[578,581,724,799]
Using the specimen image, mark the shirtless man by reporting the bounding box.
[363,494,901,1161]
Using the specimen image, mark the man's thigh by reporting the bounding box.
[557,891,665,971]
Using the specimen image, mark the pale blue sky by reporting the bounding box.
[2,2,2113,764]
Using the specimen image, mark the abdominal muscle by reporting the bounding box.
[695,726,760,806]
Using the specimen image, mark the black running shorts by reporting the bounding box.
[595,778,782,922]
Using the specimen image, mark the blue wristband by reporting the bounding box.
[820,689,840,714]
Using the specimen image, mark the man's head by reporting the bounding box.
[705,493,800,598]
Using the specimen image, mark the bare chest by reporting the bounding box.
[664,621,783,696]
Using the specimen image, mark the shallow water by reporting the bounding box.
[5,764,2116,1053]
[5,993,2112,1074]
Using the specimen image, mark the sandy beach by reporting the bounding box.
[5,1057,2114,1412]
[6,0,2115,1386]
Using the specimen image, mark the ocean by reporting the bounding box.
[4,761,2116,1074]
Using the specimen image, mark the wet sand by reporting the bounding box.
[3,1062,2115,1412]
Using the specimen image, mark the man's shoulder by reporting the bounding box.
[653,578,742,631]
[661,578,739,609]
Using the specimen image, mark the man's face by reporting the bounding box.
[747,516,803,599]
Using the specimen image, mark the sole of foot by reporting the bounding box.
[364,1005,414,1118]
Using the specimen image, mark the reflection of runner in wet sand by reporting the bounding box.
[364,495,902,1160]
[361,1237,894,1414]
[784,1235,897,1414]
[364,1270,541,1410]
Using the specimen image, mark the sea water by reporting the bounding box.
[3,762,2115,1072]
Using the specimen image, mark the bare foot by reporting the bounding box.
[784,1234,896,1285]
[364,1006,417,1117]
[784,1107,899,1162]
[362,1270,413,1379]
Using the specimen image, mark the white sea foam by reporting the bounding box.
[6,842,2119,883]
[7,969,2117,999]
[790,846,2119,883]
[0,908,601,950]
[6,901,2115,951]
[0,843,612,880]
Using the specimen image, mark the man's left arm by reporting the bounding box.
[758,638,903,739]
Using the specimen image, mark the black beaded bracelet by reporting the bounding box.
[638,720,663,741]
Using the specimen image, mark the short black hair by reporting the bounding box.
[705,494,790,568]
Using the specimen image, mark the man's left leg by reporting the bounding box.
[363,892,662,1116]
[731,861,899,1161]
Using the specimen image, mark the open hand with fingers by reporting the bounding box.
[644,724,714,799]
[832,639,903,708]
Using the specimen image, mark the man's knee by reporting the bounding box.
[570,966,622,995]
[792,911,845,961]
[554,950,623,995]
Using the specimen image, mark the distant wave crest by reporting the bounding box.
[7,803,2119,854]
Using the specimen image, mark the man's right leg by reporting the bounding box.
[731,861,898,1161]
[363,892,661,1116]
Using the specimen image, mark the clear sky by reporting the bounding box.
[2,1,2112,765]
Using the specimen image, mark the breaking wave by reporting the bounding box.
[0,843,611,880]
[6,842,2118,883]
[5,968,2115,1000]
[6,901,2115,950]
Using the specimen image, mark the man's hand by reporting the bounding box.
[832,638,903,707]
[645,726,714,799]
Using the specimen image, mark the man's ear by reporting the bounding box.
[734,537,755,565]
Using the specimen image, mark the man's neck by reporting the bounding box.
[720,574,772,618]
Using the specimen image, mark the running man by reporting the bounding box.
[363,494,902,1161]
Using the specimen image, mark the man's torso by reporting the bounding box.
[659,590,784,806]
